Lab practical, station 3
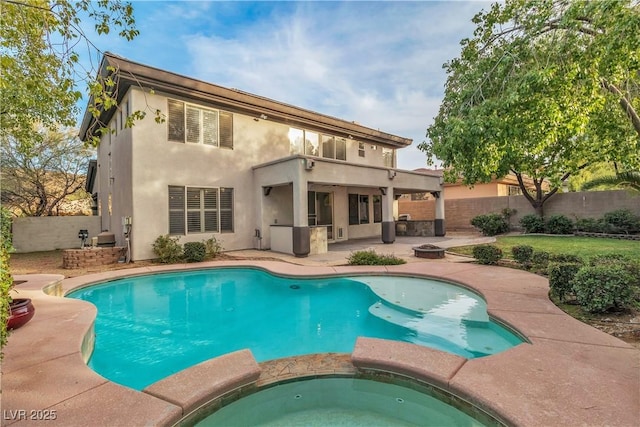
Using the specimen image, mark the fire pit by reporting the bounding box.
[412,244,445,259]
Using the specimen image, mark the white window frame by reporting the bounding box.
[382,147,394,168]
[168,99,233,148]
[169,186,234,235]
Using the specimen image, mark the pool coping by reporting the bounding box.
[2,261,639,426]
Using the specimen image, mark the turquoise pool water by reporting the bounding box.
[68,268,522,390]
[196,378,490,426]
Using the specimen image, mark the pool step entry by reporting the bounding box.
[368,301,491,335]
[368,301,422,330]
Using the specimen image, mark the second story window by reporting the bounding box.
[382,147,394,168]
[168,99,233,148]
[321,135,346,161]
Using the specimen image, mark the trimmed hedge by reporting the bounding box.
[511,245,534,266]
[572,265,634,313]
[184,241,207,262]
[470,213,509,236]
[544,214,574,234]
[348,250,406,265]
[520,214,545,233]
[472,245,503,265]
[548,262,582,302]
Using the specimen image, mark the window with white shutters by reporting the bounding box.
[168,100,185,142]
[168,186,233,235]
[167,99,232,148]
[168,186,185,235]
[219,111,233,149]
[220,188,234,232]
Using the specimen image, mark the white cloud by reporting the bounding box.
[90,1,490,170]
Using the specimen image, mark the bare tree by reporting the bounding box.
[1,127,94,216]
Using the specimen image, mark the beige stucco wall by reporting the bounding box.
[97,87,439,260]
[12,216,101,253]
[444,183,500,199]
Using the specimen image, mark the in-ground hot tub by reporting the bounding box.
[195,377,499,426]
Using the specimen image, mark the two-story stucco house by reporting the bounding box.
[80,53,445,261]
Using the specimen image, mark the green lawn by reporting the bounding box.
[448,235,640,260]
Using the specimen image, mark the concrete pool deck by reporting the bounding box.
[2,239,639,426]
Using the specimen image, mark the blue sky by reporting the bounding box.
[80,1,490,170]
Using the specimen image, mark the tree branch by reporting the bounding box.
[601,79,640,136]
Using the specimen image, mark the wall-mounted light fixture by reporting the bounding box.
[388,170,397,179]
[263,186,272,196]
[260,114,268,120]
[78,229,89,249]
[379,187,387,195]
[348,135,354,139]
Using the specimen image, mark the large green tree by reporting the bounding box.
[421,0,640,216]
[0,0,141,149]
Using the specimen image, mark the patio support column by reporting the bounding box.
[381,186,395,244]
[435,189,445,236]
[292,176,310,257]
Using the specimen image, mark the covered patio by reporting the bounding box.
[253,155,445,257]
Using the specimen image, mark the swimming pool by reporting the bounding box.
[195,377,495,426]
[68,268,523,390]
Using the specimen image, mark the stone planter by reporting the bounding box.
[412,244,445,259]
[62,246,126,269]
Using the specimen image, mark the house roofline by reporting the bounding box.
[79,53,413,148]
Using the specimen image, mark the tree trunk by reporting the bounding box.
[514,171,546,218]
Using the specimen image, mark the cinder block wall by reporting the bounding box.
[12,216,102,253]
[398,190,640,231]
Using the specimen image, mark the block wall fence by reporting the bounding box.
[398,190,640,231]
[11,216,102,253]
[8,190,639,253]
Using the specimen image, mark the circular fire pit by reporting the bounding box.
[412,244,445,259]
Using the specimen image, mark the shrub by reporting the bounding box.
[348,250,406,265]
[152,235,183,263]
[602,209,640,234]
[544,214,574,235]
[572,265,634,313]
[0,207,13,357]
[511,245,534,267]
[575,217,604,233]
[548,262,582,302]
[472,245,503,265]
[550,253,583,264]
[589,254,640,288]
[588,253,632,266]
[0,206,13,254]
[531,250,550,272]
[520,214,545,233]
[470,213,509,236]
[183,242,206,262]
[204,236,224,259]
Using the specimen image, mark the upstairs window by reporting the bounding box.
[382,147,394,167]
[168,99,233,148]
[321,135,346,161]
[358,142,365,157]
